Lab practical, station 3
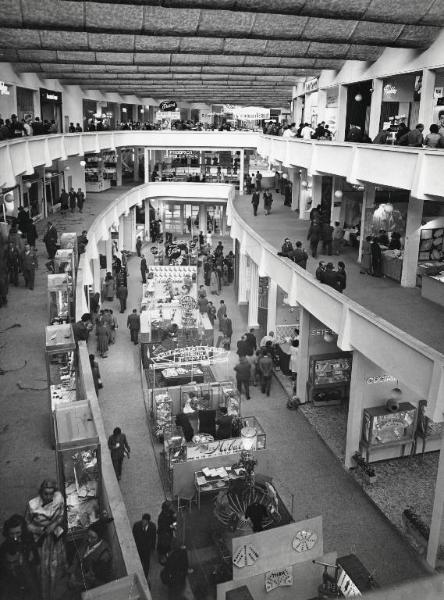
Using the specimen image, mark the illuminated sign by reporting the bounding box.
[365,375,397,385]
[0,81,10,95]
[159,100,177,111]
[383,84,397,97]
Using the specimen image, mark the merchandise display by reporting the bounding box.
[419,227,444,262]
[360,402,417,462]
[45,324,77,416]
[54,401,101,538]
[54,249,75,277]
[60,232,78,266]
[307,353,352,406]
[85,152,111,192]
[48,273,73,324]
[153,391,173,439]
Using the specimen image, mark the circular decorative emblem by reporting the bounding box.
[180,295,198,310]
[292,530,318,553]
[150,247,158,254]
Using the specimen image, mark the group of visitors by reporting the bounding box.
[0,114,59,140]
[316,261,347,293]
[263,120,332,141]
[59,188,85,215]
[307,204,339,258]
[0,479,112,600]
[251,189,273,216]
[278,238,309,269]
[202,241,235,294]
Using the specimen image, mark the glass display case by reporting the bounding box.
[360,402,417,462]
[242,416,266,450]
[45,324,77,443]
[60,232,78,267]
[54,248,75,278]
[54,400,101,539]
[307,352,353,406]
[153,390,173,440]
[48,274,72,324]
[219,382,241,416]
[180,384,211,413]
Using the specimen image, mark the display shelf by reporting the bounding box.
[153,390,173,440]
[418,227,444,262]
[360,402,417,463]
[54,401,101,538]
[48,273,72,324]
[54,249,75,277]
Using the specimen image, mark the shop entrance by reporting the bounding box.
[40,88,62,132]
[16,86,35,122]
[345,80,372,141]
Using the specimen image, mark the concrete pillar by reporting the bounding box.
[247,261,259,328]
[401,195,424,288]
[238,252,248,304]
[344,350,365,468]
[179,204,185,234]
[133,147,139,182]
[317,89,327,124]
[92,257,101,294]
[296,306,310,402]
[418,68,436,129]
[358,183,375,263]
[239,149,244,194]
[105,237,113,272]
[298,170,310,220]
[427,430,444,568]
[266,279,277,333]
[116,149,122,187]
[119,209,136,251]
[331,176,343,224]
[287,167,300,212]
[64,156,86,194]
[368,78,383,140]
[198,204,207,233]
[336,84,347,142]
[144,199,151,239]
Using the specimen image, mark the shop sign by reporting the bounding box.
[365,375,397,385]
[40,88,62,103]
[264,567,293,592]
[326,88,338,107]
[383,83,398,97]
[159,100,177,111]
[337,566,362,597]
[310,328,334,337]
[232,106,270,121]
[150,345,229,365]
[305,78,319,93]
[156,110,181,121]
[0,81,10,95]
[168,150,197,158]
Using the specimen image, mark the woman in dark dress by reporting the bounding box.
[370,238,383,277]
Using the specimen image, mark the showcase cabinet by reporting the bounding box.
[48,274,72,324]
[307,352,352,406]
[360,402,417,462]
[45,324,77,445]
[54,401,101,539]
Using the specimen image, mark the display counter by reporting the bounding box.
[54,248,75,278]
[381,250,403,282]
[60,232,78,267]
[54,400,101,539]
[421,273,444,307]
[160,365,205,386]
[45,324,78,444]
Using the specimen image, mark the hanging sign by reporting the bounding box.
[156,110,181,121]
[304,79,319,93]
[159,100,177,111]
[264,567,293,592]
[150,345,229,365]
[40,88,62,103]
[365,375,397,385]
[0,81,10,95]
[232,106,270,121]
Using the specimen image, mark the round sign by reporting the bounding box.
[159,100,177,111]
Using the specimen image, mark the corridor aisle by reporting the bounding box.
[234,194,444,355]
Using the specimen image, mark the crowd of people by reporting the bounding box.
[0,114,61,139]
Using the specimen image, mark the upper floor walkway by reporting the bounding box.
[1,131,443,201]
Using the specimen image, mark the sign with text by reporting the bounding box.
[305,78,319,93]
[40,88,62,103]
[0,81,10,95]
[159,100,177,111]
[156,110,181,121]
[264,567,293,592]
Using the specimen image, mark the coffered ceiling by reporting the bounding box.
[0,0,442,107]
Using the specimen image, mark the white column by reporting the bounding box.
[358,183,375,263]
[92,258,101,294]
[119,211,136,251]
[368,78,383,140]
[427,431,444,568]
[198,204,207,233]
[331,176,343,224]
[296,306,310,402]
[116,149,122,186]
[266,279,277,333]
[239,149,244,194]
[287,167,300,212]
[418,68,436,128]
[133,147,139,182]
[401,195,424,288]
[248,261,259,328]
[143,147,149,183]
[105,237,113,272]
[238,253,248,304]
[335,84,347,142]
[144,199,151,239]
[221,205,227,235]
[344,350,365,468]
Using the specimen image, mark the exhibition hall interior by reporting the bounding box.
[1,1,444,600]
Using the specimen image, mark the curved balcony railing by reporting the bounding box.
[1,131,443,200]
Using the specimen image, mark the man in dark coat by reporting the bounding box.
[251,191,260,216]
[72,313,92,342]
[321,263,341,292]
[234,356,251,400]
[116,284,128,313]
[69,188,77,213]
[307,219,321,258]
[127,309,140,344]
[140,255,148,283]
[107,427,130,480]
[291,241,308,269]
[6,242,20,286]
[76,188,85,213]
[321,222,333,256]
[21,244,37,290]
[370,239,383,277]
[59,189,69,214]
[43,221,58,259]
[222,314,233,346]
[132,514,156,577]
